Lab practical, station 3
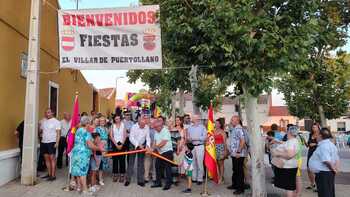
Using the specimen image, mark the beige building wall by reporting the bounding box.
[0,0,96,151]
[100,91,116,118]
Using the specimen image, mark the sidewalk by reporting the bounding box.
[0,158,349,197]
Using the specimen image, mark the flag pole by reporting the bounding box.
[63,91,79,191]
[202,100,214,196]
[201,169,210,196]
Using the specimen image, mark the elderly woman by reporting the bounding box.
[271,125,300,197]
[71,116,102,195]
[95,116,110,185]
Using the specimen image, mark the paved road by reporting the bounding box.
[1,156,349,197]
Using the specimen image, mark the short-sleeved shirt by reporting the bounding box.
[41,118,61,143]
[60,119,71,137]
[229,125,247,157]
[154,127,173,154]
[277,138,299,168]
[309,139,339,173]
[123,120,134,133]
[187,124,207,145]
[274,131,286,141]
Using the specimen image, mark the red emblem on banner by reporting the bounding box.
[61,27,75,51]
[143,28,156,51]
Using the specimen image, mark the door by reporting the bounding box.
[49,81,59,117]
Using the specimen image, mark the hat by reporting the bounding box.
[287,125,299,136]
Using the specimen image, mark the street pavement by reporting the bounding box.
[0,149,349,197]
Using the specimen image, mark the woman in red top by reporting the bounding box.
[214,118,227,184]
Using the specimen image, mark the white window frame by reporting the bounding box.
[48,81,59,116]
[337,121,346,132]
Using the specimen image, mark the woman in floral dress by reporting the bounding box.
[71,116,102,195]
[95,116,110,185]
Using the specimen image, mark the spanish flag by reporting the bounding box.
[204,103,219,183]
[66,95,79,154]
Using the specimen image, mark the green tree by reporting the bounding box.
[277,53,350,125]
[127,67,190,117]
[136,0,348,195]
[277,1,350,127]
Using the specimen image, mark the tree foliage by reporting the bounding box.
[277,54,350,121]
[277,0,350,122]
[195,74,227,111]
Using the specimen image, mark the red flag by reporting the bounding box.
[204,103,219,183]
[66,95,79,154]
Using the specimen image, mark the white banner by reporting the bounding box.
[58,5,162,70]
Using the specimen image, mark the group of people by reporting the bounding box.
[15,107,340,197]
[266,123,340,197]
[16,107,251,196]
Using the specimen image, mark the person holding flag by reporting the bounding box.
[187,114,207,185]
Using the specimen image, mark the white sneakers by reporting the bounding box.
[89,185,101,193]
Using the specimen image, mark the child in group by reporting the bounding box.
[182,143,194,193]
[89,133,105,193]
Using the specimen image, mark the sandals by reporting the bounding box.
[113,174,119,182]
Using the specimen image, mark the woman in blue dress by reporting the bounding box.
[71,116,101,195]
[95,116,110,185]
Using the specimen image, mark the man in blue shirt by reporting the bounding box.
[150,120,173,190]
[187,114,207,185]
[309,127,340,197]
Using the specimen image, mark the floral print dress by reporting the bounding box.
[96,126,109,170]
[71,127,92,176]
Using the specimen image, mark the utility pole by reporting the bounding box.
[21,0,41,185]
[189,65,200,115]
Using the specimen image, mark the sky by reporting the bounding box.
[59,0,350,104]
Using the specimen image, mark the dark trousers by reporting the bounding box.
[112,144,126,174]
[231,157,245,192]
[57,136,67,168]
[126,144,145,183]
[315,171,335,197]
[155,151,173,186]
[124,137,130,165]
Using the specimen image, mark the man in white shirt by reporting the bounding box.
[125,114,151,187]
[57,112,71,169]
[40,108,61,181]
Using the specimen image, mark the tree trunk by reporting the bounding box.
[179,89,185,116]
[244,90,266,197]
[189,65,200,115]
[318,105,327,127]
[171,91,176,122]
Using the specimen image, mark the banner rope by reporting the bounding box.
[104,149,178,166]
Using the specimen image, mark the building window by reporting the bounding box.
[337,122,346,132]
[49,81,59,117]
